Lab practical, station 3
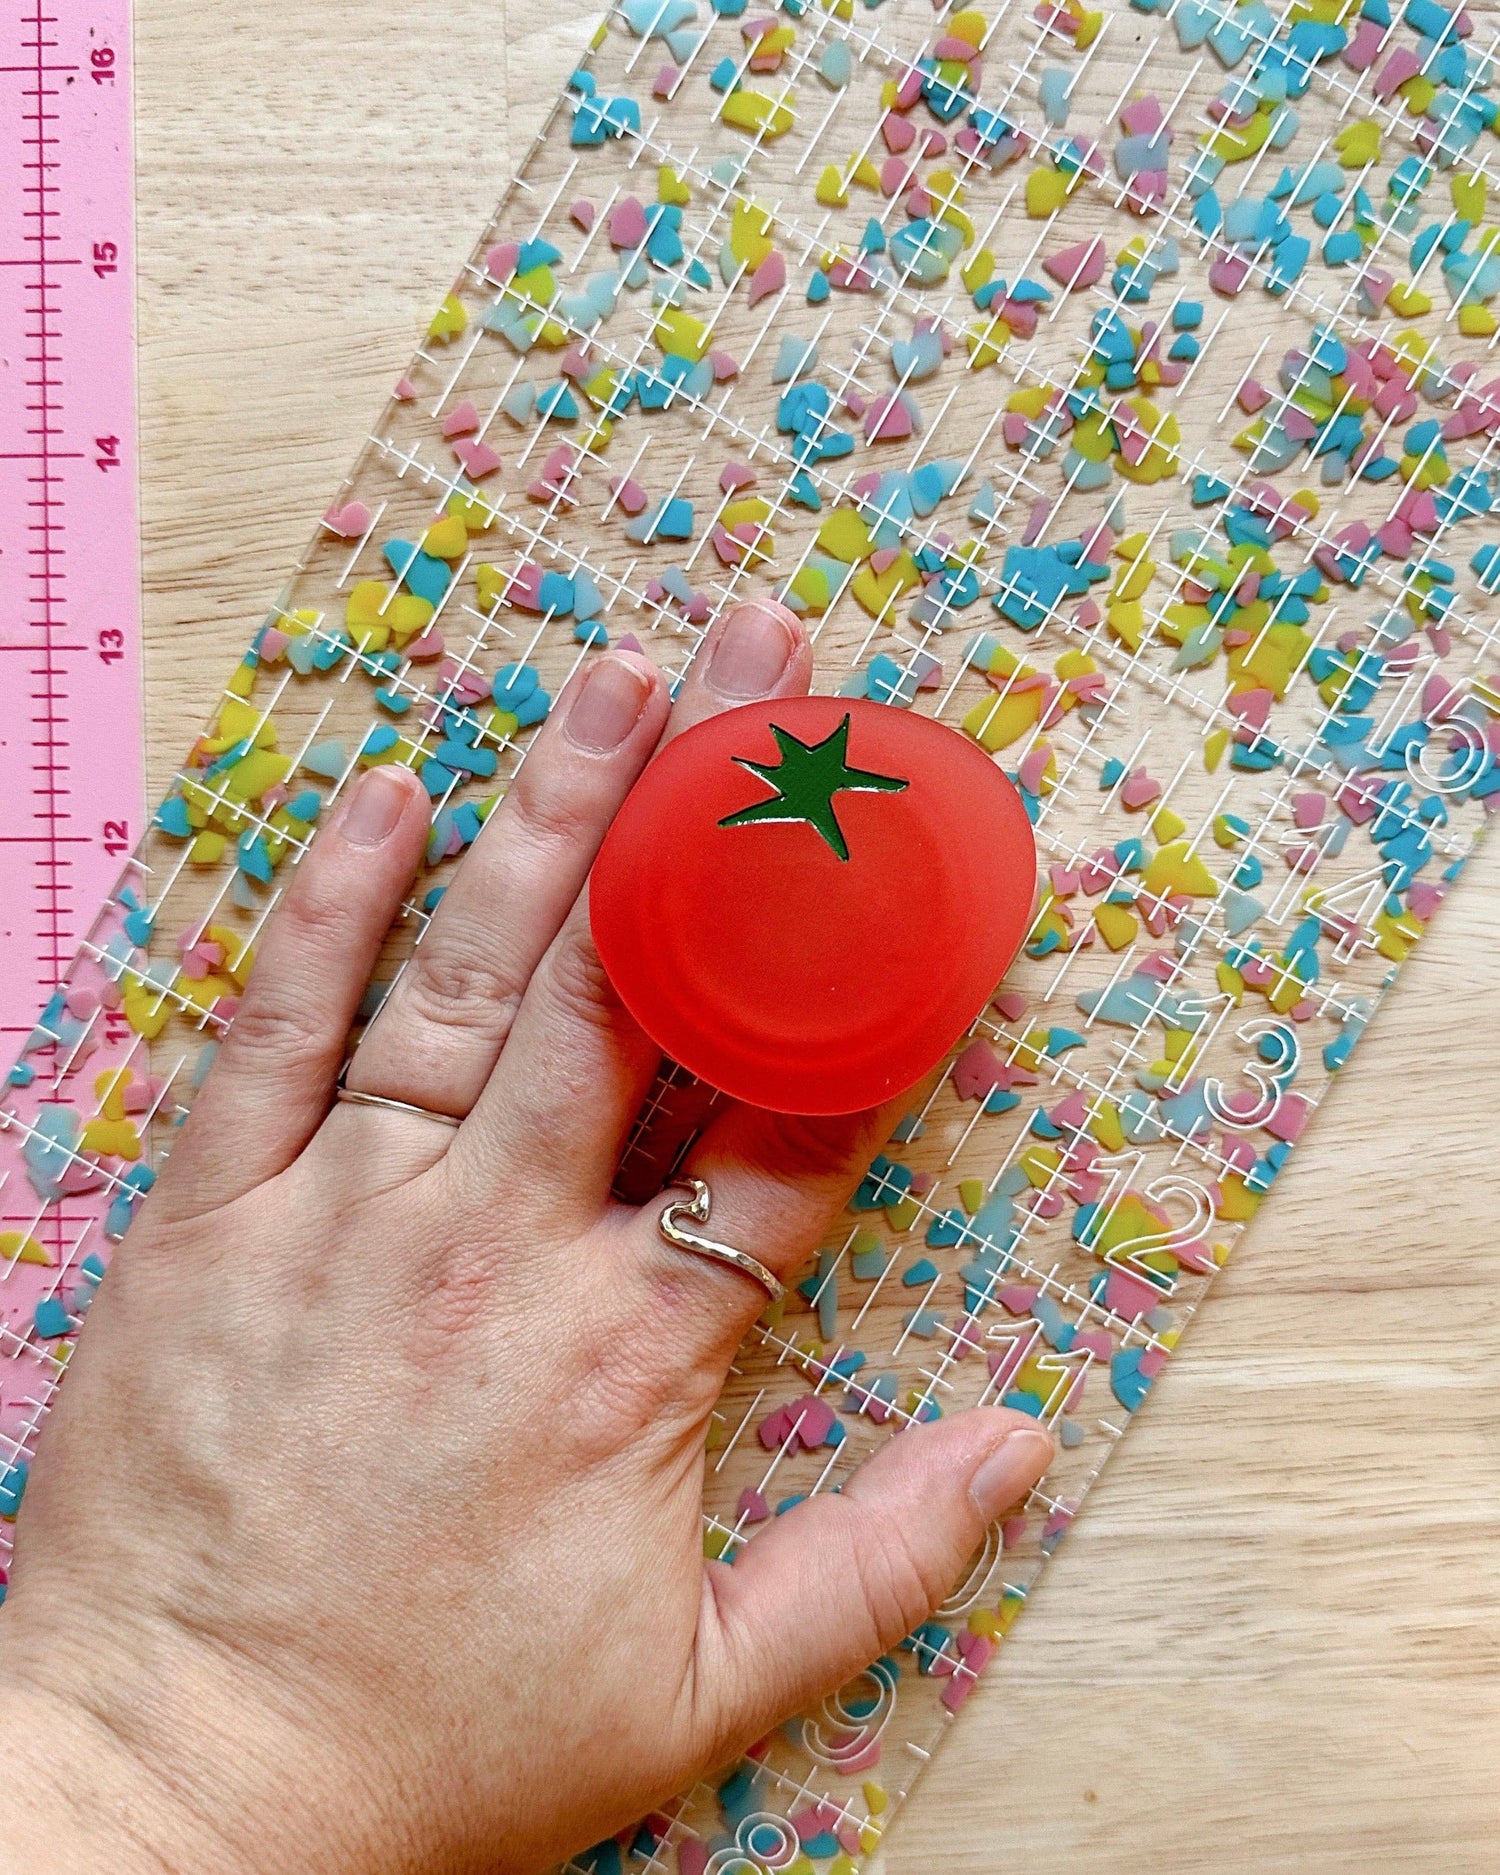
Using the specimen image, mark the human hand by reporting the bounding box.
[0,598,1054,1875]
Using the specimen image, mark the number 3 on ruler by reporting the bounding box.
[1173,995,1299,1131]
[1202,1017,1298,1130]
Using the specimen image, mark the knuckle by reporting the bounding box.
[857,1522,947,1648]
[281,873,366,957]
[508,765,597,856]
[567,1334,693,1462]
[537,931,622,1038]
[405,1251,502,1375]
[754,1109,872,1191]
[552,1264,718,1462]
[221,994,319,1068]
[398,937,523,1042]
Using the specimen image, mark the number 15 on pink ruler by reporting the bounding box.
[0,0,142,1060]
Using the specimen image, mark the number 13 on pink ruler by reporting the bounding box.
[0,0,142,1060]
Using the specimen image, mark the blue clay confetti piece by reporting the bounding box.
[492,664,539,710]
[0,1462,28,1518]
[1039,66,1072,125]
[1111,1348,1153,1412]
[771,334,818,382]
[852,1240,890,1280]
[236,830,274,884]
[32,1296,72,1340]
[153,795,193,838]
[571,88,640,146]
[818,37,851,85]
[383,541,451,607]
[535,383,580,423]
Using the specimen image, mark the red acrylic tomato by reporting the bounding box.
[590,695,1037,1115]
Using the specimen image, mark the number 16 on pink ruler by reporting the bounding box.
[0,0,142,1060]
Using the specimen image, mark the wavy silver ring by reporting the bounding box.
[334,1085,462,1129]
[657,1177,784,1304]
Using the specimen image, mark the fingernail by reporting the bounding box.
[705,598,799,700]
[340,767,412,848]
[969,1427,1055,1523]
[565,653,652,753]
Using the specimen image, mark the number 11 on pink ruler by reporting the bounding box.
[0,0,142,1061]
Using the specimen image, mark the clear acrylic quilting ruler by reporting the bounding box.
[1,0,1498,1869]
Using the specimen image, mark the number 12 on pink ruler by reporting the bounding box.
[0,0,142,1062]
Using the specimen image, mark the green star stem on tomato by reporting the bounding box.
[717,713,908,861]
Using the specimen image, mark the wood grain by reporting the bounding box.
[134,4,1500,1865]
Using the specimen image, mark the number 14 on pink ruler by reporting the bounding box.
[0,0,142,1061]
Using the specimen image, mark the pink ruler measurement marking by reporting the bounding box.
[0,0,142,1147]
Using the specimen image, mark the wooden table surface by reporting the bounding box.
[135,3,1500,1866]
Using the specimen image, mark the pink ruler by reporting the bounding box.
[0,0,142,1077]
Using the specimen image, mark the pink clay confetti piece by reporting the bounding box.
[11,4,1500,1865]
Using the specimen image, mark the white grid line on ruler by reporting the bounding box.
[3,0,1499,1861]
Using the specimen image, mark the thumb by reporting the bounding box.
[696,1408,1054,1748]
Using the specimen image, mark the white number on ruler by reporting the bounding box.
[1083,1152,1214,1288]
[705,1813,802,1873]
[1363,655,1489,800]
[982,1319,1086,1419]
[936,1523,1005,1618]
[1405,712,1489,797]
[1305,862,1389,960]
[1200,1017,1298,1131]
[800,1658,898,1771]
[1164,991,1235,1093]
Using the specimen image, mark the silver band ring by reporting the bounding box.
[657,1178,784,1304]
[335,1085,462,1129]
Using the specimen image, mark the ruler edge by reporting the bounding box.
[2,3,1497,1870]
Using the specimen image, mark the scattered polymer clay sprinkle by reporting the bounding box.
[4,0,1500,1864]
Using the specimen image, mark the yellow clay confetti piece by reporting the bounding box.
[1385,281,1432,317]
[1026,167,1068,217]
[657,165,691,206]
[420,514,468,560]
[0,1232,51,1267]
[427,293,466,341]
[720,89,795,139]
